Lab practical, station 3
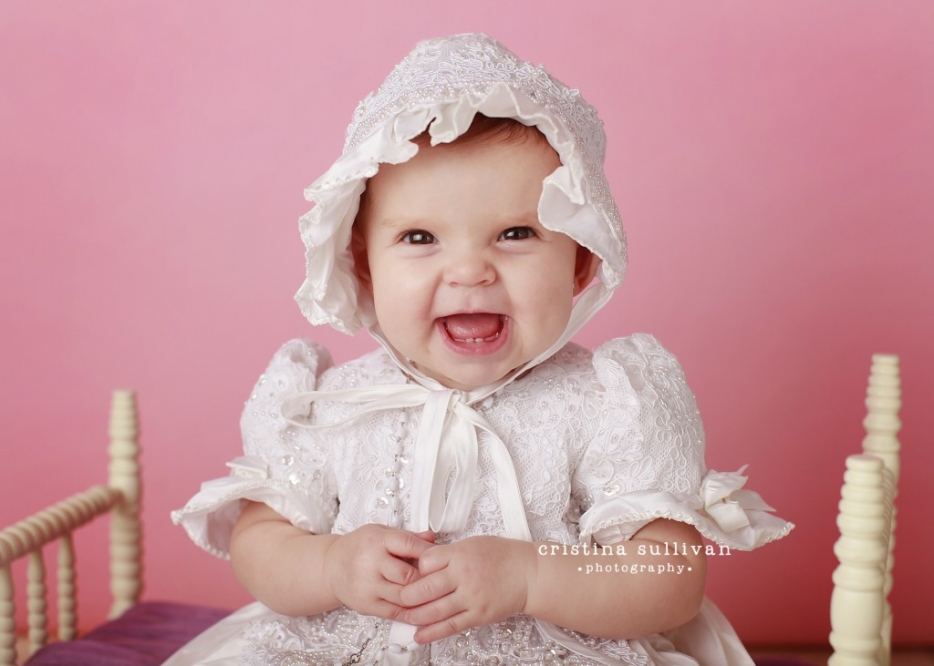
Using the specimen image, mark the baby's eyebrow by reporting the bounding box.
[506,212,542,227]
[374,216,430,230]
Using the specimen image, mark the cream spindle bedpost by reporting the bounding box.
[107,390,142,618]
[829,454,888,666]
[0,391,138,665]
[57,535,77,641]
[861,354,900,666]
[0,568,13,666]
[26,552,47,655]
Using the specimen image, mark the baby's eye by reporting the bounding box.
[401,230,436,244]
[500,226,536,241]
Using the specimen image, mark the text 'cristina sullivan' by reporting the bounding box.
[537,542,731,575]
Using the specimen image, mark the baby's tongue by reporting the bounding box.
[443,313,502,340]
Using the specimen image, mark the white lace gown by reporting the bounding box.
[168,334,792,666]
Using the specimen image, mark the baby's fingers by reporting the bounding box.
[361,595,410,623]
[399,569,456,607]
[411,610,472,644]
[384,529,436,561]
[414,530,436,543]
[414,543,451,576]
[381,554,422,587]
[401,589,462,628]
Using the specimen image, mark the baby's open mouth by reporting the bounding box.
[440,313,505,343]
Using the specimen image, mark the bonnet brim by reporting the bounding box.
[294,34,627,335]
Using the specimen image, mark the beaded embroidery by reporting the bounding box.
[240,612,646,665]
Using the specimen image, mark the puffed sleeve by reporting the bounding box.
[575,334,792,551]
[171,339,338,558]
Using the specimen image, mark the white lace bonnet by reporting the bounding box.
[294,33,627,335]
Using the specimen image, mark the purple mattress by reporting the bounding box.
[24,601,229,665]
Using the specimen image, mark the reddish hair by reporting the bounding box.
[411,113,550,149]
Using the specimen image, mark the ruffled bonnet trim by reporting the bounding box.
[579,466,794,551]
[170,456,336,559]
[294,35,627,334]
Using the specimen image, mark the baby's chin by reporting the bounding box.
[411,359,524,392]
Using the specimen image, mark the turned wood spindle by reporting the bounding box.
[108,390,143,619]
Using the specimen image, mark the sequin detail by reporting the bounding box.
[241,612,646,665]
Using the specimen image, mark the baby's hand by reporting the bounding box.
[324,524,435,621]
[399,536,536,643]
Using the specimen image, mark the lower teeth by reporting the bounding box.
[455,332,500,344]
[447,316,504,344]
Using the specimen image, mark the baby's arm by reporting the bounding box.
[230,501,435,619]
[400,518,705,643]
[527,519,706,636]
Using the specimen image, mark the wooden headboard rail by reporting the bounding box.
[0,390,142,665]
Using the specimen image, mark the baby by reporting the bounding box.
[169,34,792,666]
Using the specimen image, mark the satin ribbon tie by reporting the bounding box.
[701,466,776,533]
[281,384,531,540]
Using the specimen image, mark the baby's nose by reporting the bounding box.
[444,252,495,287]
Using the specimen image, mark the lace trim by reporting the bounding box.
[240,611,647,666]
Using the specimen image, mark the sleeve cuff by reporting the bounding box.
[578,467,794,551]
[171,456,336,558]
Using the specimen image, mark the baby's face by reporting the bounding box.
[354,136,591,391]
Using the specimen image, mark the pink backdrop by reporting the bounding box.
[2,1,932,647]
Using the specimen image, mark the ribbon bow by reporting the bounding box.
[701,466,776,533]
[281,383,531,540]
